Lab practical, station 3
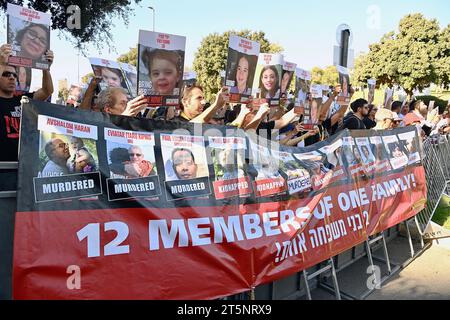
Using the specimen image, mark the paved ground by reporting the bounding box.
[305,234,450,300]
[366,238,450,300]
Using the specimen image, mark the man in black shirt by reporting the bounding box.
[341,98,369,130]
[0,44,54,161]
[363,104,377,129]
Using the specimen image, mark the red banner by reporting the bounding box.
[13,166,426,300]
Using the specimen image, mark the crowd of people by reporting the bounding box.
[1,42,450,166]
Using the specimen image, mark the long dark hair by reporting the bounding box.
[230,53,257,90]
[259,65,280,98]
[14,23,49,46]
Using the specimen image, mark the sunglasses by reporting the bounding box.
[129,153,143,157]
[2,71,18,79]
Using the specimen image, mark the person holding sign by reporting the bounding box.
[0,44,54,161]
[96,87,149,117]
[174,85,229,123]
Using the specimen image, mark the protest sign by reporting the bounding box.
[138,30,186,107]
[7,3,51,69]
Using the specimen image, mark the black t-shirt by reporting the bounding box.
[363,117,376,129]
[322,118,340,137]
[256,121,276,140]
[304,124,326,147]
[172,113,191,123]
[342,113,367,130]
[0,92,34,161]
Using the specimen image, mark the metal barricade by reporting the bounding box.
[416,134,450,232]
[0,162,18,300]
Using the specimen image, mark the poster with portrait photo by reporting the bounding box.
[369,135,392,172]
[66,84,82,107]
[318,139,345,182]
[337,66,350,105]
[225,35,260,104]
[384,87,394,109]
[382,135,409,170]
[252,53,284,106]
[138,30,186,107]
[295,68,311,105]
[293,151,330,191]
[367,79,376,105]
[14,65,32,95]
[355,137,377,174]
[120,62,138,98]
[7,3,51,69]
[33,115,101,203]
[272,149,311,195]
[104,128,160,201]
[280,61,296,99]
[89,58,131,96]
[342,136,365,176]
[397,131,421,165]
[208,136,252,200]
[248,140,286,197]
[160,134,211,201]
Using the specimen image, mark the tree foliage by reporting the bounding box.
[311,66,339,85]
[353,14,448,95]
[117,47,138,66]
[81,72,94,84]
[192,30,284,101]
[0,0,142,50]
[58,87,69,101]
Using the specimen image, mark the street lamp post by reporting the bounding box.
[149,6,155,31]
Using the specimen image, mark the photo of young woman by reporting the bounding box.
[259,65,281,99]
[7,3,52,69]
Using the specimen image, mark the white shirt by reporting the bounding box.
[42,160,68,177]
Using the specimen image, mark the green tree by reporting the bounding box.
[58,87,69,101]
[1,0,142,50]
[192,30,284,101]
[81,72,94,84]
[311,66,339,85]
[117,47,138,66]
[436,24,450,88]
[353,14,443,96]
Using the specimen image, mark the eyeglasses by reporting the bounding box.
[2,71,18,79]
[129,153,143,157]
[25,29,48,47]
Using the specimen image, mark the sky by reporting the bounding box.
[1,0,449,101]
